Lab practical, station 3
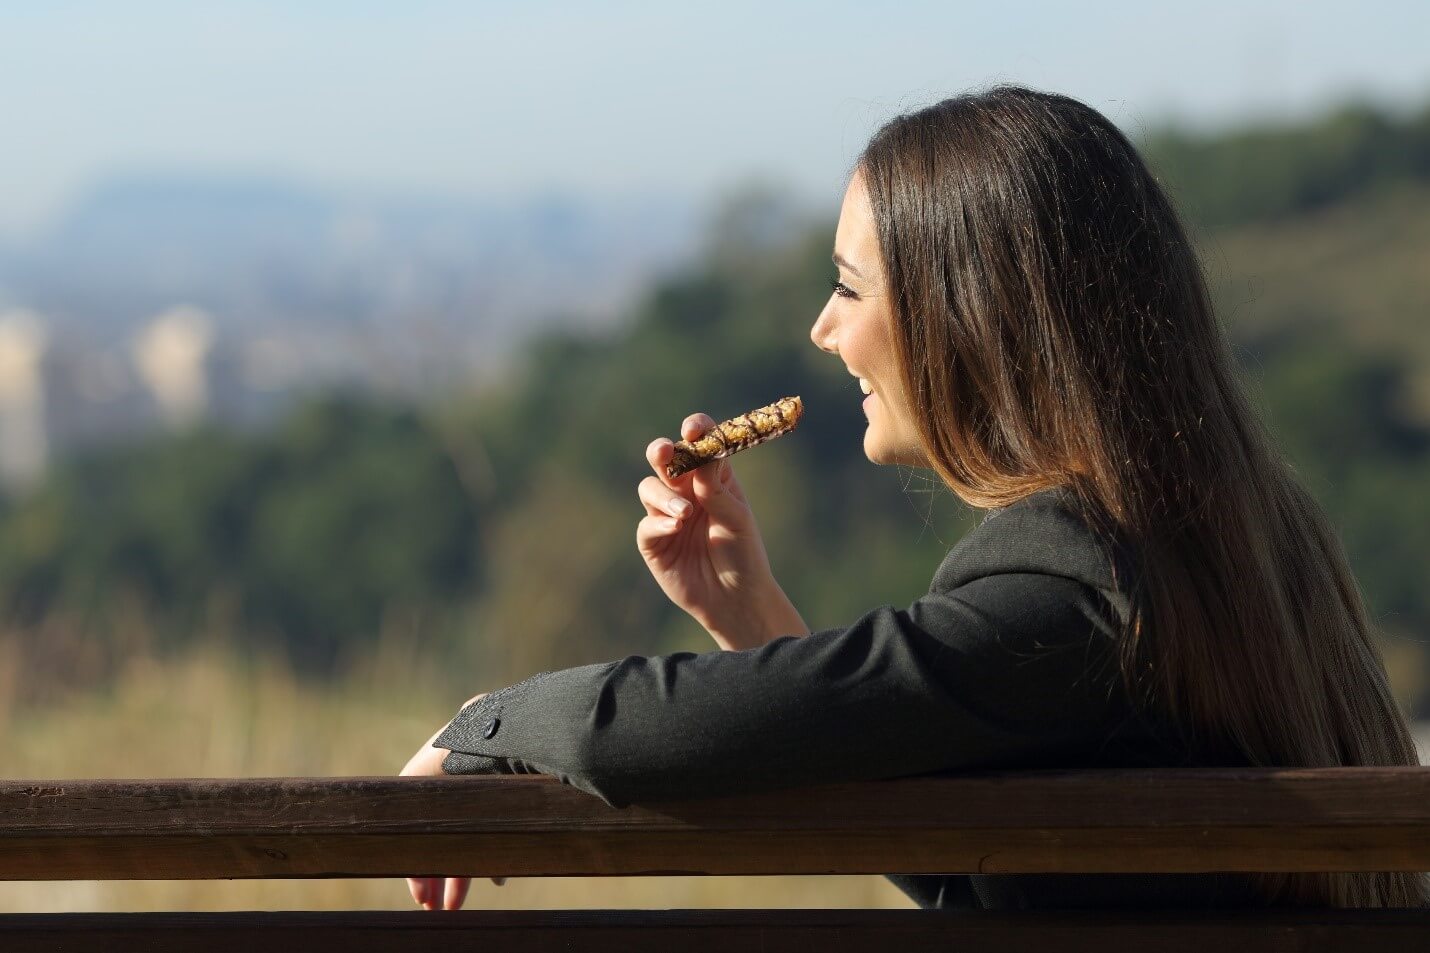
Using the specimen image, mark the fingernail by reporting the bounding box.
[670,499,691,517]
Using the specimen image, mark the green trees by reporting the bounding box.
[0,396,481,670]
[1145,100,1430,228]
[1,95,1427,710]
[1249,333,1430,677]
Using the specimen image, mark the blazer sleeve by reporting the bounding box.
[435,572,1125,809]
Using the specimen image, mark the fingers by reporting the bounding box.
[645,437,683,490]
[646,412,750,512]
[409,876,439,909]
[646,413,715,488]
[719,456,749,504]
[637,514,682,551]
[638,475,692,519]
[691,455,725,500]
[410,875,487,910]
[682,413,716,441]
[443,876,472,911]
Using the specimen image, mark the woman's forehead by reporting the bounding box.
[835,171,878,271]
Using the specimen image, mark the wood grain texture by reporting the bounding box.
[2,909,1429,953]
[4,769,1430,880]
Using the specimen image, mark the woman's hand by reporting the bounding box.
[637,413,807,651]
[401,693,506,910]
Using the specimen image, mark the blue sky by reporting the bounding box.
[2,0,1429,233]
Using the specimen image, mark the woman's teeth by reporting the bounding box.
[859,379,873,395]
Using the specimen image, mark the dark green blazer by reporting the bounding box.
[436,485,1258,910]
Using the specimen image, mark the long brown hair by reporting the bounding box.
[858,84,1426,907]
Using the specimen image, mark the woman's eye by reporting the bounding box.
[829,278,858,300]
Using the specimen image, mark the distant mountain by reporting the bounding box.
[0,173,714,361]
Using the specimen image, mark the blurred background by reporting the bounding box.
[2,0,1429,913]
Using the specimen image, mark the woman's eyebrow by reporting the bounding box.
[832,252,864,278]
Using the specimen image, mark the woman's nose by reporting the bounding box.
[810,306,837,355]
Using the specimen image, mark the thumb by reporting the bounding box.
[692,459,740,516]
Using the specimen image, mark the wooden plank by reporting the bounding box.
[3,769,1430,879]
[4,827,1430,880]
[2,909,1429,953]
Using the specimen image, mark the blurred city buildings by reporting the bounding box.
[0,175,712,489]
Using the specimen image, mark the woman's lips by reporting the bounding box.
[851,372,874,414]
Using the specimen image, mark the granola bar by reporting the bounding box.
[665,396,803,479]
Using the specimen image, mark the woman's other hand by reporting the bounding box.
[401,693,505,910]
[638,413,807,651]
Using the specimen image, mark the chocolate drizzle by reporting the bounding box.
[665,396,804,479]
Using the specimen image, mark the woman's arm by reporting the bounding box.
[434,572,1125,809]
[702,581,810,650]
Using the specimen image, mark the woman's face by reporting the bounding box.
[810,168,928,468]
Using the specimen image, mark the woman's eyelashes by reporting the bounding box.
[830,277,859,300]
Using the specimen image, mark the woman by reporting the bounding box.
[401,85,1427,911]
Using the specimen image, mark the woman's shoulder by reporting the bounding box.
[930,485,1136,613]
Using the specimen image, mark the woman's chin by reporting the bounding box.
[863,433,896,465]
[864,434,928,468]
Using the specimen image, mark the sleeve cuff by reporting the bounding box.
[433,667,570,758]
[435,694,505,756]
[441,751,507,775]
[426,663,630,805]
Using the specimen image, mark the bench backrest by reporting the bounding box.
[5,767,1430,879]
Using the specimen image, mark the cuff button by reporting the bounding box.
[482,717,501,739]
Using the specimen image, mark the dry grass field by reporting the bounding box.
[0,635,914,913]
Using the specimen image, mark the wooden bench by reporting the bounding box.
[3,767,1429,951]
